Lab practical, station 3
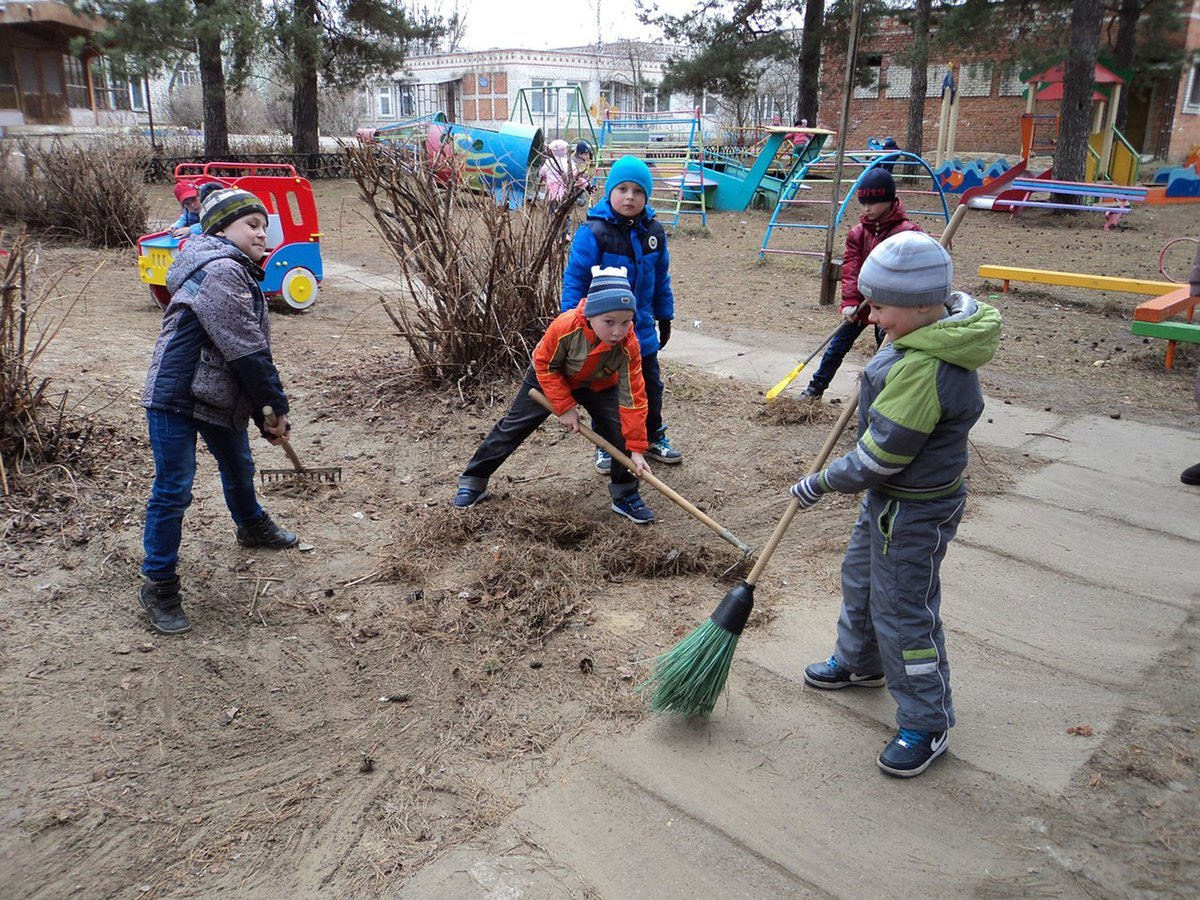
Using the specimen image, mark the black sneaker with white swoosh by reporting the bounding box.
[878,728,949,777]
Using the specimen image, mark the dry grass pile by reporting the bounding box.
[0,236,96,500]
[0,141,149,247]
[756,395,841,426]
[345,140,584,388]
[381,489,730,649]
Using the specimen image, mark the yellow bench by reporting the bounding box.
[978,265,1176,296]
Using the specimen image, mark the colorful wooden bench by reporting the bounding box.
[978,265,1175,295]
[1131,286,1200,368]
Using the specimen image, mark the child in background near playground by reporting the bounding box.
[791,231,1002,777]
[787,118,810,153]
[562,155,681,473]
[572,142,596,204]
[1183,242,1200,487]
[452,266,656,523]
[139,188,301,635]
[803,168,920,399]
[879,137,900,174]
[170,182,203,239]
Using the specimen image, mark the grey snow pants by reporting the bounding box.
[833,487,967,732]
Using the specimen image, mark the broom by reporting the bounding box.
[642,202,970,717]
[639,395,859,717]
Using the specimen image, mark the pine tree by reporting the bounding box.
[75,0,262,156]
[1055,0,1104,190]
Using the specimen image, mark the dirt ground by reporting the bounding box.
[1,178,1197,896]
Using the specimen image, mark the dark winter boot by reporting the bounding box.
[138,577,191,635]
[236,511,300,549]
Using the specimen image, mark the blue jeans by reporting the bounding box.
[806,319,884,395]
[142,409,263,580]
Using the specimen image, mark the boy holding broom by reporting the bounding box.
[452,266,656,523]
[789,231,1001,777]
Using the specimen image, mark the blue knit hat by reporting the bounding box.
[605,156,654,204]
[584,265,636,318]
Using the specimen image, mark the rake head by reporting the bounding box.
[259,466,343,485]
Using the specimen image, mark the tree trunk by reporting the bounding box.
[797,0,824,124]
[1055,0,1103,198]
[194,0,229,157]
[291,0,321,157]
[1112,0,1141,129]
[904,0,932,156]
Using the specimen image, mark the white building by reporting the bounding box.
[359,41,722,136]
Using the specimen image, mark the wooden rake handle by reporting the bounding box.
[529,388,752,555]
[263,405,304,472]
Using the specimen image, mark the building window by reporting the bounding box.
[0,52,15,109]
[692,91,719,115]
[997,63,1025,97]
[564,80,585,114]
[1185,58,1200,114]
[129,76,147,111]
[853,54,882,100]
[398,83,414,117]
[175,67,198,87]
[64,55,89,108]
[89,58,131,111]
[531,79,557,114]
[378,85,393,117]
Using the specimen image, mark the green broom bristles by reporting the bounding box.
[639,619,741,718]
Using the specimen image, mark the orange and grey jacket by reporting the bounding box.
[532,301,649,453]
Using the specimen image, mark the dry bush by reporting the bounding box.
[0,235,94,498]
[0,141,149,247]
[755,394,840,425]
[346,140,584,388]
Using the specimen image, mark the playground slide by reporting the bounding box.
[688,127,832,212]
[961,159,1035,210]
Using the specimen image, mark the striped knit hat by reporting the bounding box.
[201,188,268,236]
[858,231,953,308]
[584,265,635,318]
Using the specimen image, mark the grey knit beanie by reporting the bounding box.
[858,231,952,307]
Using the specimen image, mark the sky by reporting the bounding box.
[455,0,693,52]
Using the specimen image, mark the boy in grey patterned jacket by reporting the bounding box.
[139,188,300,635]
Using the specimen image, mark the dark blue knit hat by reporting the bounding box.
[584,265,636,318]
[858,167,896,204]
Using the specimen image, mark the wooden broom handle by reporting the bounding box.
[529,389,752,555]
[745,393,860,586]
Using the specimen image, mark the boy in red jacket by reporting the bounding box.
[452,266,656,523]
[803,168,919,398]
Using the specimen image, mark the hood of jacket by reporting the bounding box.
[587,197,658,229]
[166,234,263,295]
[859,198,912,237]
[893,292,1001,371]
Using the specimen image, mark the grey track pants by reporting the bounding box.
[833,487,967,732]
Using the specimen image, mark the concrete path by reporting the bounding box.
[399,326,1200,897]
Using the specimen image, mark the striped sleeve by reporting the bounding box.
[616,339,649,453]
[822,353,941,494]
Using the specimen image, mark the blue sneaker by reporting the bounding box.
[451,486,489,509]
[804,655,885,689]
[646,433,683,464]
[593,448,612,474]
[878,728,948,778]
[610,491,655,524]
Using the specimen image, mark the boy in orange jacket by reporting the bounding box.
[452,266,656,523]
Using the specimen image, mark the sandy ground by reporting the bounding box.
[0,179,1197,896]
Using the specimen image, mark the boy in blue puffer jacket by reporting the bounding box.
[562,155,681,472]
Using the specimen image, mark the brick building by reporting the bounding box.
[820,12,1195,163]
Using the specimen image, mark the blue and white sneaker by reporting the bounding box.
[804,655,885,689]
[878,728,949,778]
[610,491,655,524]
[646,433,683,464]
[593,448,612,474]
[451,486,489,509]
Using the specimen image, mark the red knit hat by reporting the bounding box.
[173,181,199,204]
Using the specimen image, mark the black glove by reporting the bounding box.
[657,318,672,349]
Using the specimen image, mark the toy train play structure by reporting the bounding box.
[137,162,324,311]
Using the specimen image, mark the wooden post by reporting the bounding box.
[818,0,863,307]
[935,84,951,168]
[1100,82,1122,178]
[946,70,960,162]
